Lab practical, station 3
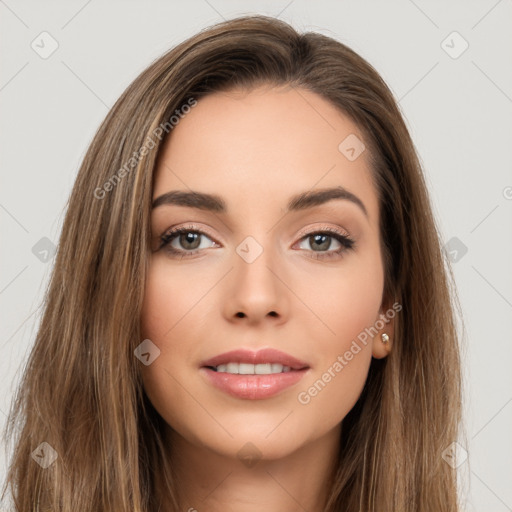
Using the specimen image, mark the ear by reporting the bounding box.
[371,302,395,359]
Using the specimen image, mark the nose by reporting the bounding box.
[222,242,290,326]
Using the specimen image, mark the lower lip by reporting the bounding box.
[200,367,309,400]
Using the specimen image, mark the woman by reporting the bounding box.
[2,14,463,512]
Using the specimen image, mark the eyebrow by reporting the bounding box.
[152,186,368,217]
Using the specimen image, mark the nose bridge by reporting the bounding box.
[225,230,288,322]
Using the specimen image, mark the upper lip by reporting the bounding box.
[200,348,310,371]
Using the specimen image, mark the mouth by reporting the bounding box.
[199,348,310,400]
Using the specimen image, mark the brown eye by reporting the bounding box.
[159,227,218,258]
[295,229,355,260]
[307,233,334,251]
[174,231,201,250]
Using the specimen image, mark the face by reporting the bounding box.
[140,84,393,462]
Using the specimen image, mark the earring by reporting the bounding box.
[381,333,390,344]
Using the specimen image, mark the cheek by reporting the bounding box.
[140,258,210,340]
[293,250,384,425]
[296,251,384,345]
[139,259,222,437]
[294,275,380,431]
[296,347,372,438]
[139,262,190,403]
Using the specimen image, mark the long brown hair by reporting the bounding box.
[2,14,464,511]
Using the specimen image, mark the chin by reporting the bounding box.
[197,423,311,463]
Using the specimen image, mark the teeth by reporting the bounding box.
[239,363,254,375]
[213,362,292,374]
[226,362,238,373]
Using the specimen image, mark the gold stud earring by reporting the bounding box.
[381,333,390,344]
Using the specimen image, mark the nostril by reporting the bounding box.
[234,311,277,318]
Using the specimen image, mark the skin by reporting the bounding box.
[140,83,394,512]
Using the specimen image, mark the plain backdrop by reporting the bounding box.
[1,1,511,510]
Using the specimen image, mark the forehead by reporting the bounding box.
[152,84,378,223]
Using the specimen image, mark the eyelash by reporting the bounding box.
[158,224,355,260]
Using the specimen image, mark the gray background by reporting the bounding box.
[1,1,511,510]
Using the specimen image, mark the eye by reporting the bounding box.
[295,228,355,260]
[159,225,218,259]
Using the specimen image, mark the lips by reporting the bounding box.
[200,348,310,371]
[199,348,310,399]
